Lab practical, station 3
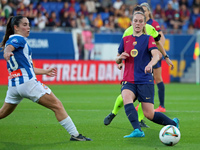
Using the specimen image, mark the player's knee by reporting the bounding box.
[143,111,154,120]
[52,100,64,112]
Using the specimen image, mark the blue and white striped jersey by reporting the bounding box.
[5,34,36,87]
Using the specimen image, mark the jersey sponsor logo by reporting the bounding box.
[8,69,22,79]
[133,41,137,46]
[130,49,138,57]
[11,38,18,44]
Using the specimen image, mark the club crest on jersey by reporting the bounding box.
[11,38,18,44]
[130,49,138,57]
[133,41,137,46]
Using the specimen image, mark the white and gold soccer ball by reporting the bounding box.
[159,125,181,146]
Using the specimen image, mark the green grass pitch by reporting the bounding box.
[0,83,199,150]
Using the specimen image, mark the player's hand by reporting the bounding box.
[4,52,14,61]
[117,63,123,70]
[165,58,174,70]
[145,64,153,74]
[46,67,57,77]
[120,52,129,60]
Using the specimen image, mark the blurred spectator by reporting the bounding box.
[87,13,94,27]
[34,11,48,30]
[153,4,165,25]
[85,0,96,13]
[193,0,200,7]
[101,0,112,11]
[187,23,194,34]
[117,11,131,30]
[59,2,69,19]
[169,0,179,11]
[127,5,134,19]
[16,2,27,16]
[179,0,189,8]
[48,11,60,27]
[194,15,200,29]
[2,1,14,19]
[93,13,103,29]
[190,6,200,24]
[26,2,38,26]
[69,17,77,28]
[60,11,70,27]
[35,2,46,14]
[82,30,94,60]
[170,13,184,31]
[77,13,90,29]
[78,2,89,16]
[179,4,190,22]
[113,0,123,10]
[68,0,76,14]
[103,15,115,32]
[165,2,176,27]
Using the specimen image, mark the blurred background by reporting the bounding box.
[0,0,200,84]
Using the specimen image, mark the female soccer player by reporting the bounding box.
[104,6,173,127]
[116,11,179,138]
[141,2,167,112]
[0,16,91,141]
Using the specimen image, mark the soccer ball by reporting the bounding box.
[159,125,181,146]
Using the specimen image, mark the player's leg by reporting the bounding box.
[142,102,179,129]
[24,80,91,141]
[122,83,145,138]
[0,102,18,119]
[138,102,149,128]
[38,92,91,141]
[0,86,21,119]
[153,65,166,112]
[104,94,123,125]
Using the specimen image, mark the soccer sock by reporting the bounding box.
[112,94,123,115]
[124,103,141,131]
[152,112,176,126]
[157,82,165,108]
[59,116,79,137]
[138,103,145,122]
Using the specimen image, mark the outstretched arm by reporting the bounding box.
[34,67,57,77]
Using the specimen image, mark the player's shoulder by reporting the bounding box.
[8,34,26,44]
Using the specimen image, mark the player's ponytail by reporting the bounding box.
[0,15,24,50]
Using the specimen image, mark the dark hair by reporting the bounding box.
[0,15,24,49]
[133,6,145,14]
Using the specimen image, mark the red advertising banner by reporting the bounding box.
[0,59,170,85]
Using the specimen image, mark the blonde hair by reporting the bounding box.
[140,3,154,19]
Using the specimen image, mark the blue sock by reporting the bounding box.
[124,103,141,131]
[157,82,165,108]
[152,112,176,126]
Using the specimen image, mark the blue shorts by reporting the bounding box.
[153,59,161,69]
[121,82,154,104]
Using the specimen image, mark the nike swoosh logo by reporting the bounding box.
[146,97,151,99]
[126,40,130,43]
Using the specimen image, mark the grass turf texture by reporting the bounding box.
[0,83,199,150]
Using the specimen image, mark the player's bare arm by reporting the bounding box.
[145,49,160,73]
[34,67,57,77]
[3,45,15,61]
